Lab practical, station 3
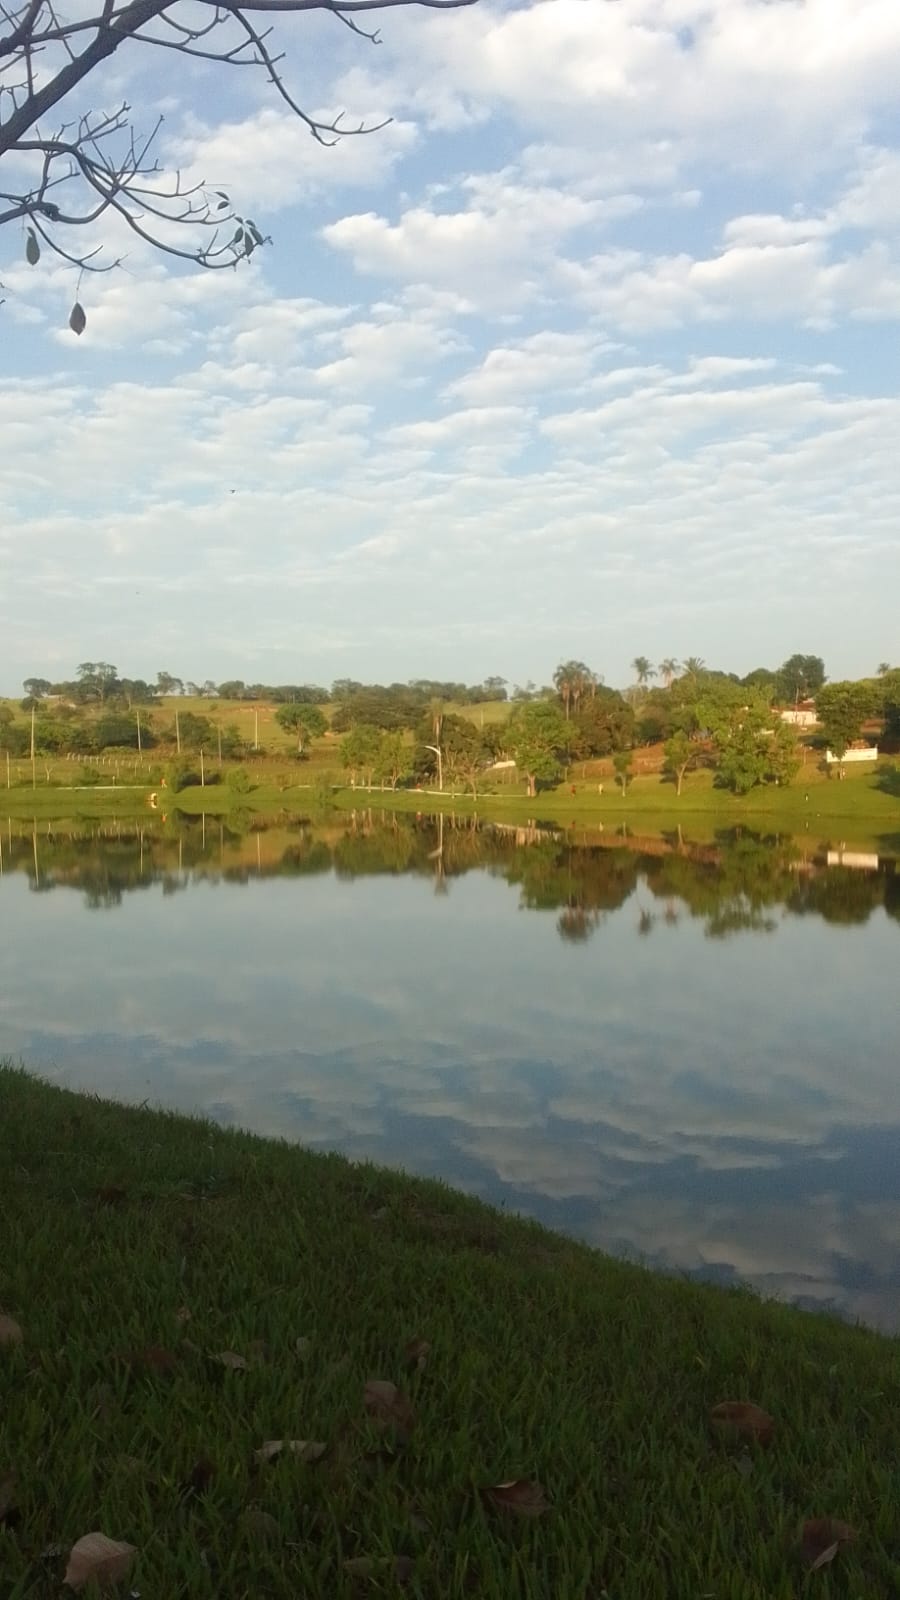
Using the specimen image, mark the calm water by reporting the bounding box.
[2,809,899,1330]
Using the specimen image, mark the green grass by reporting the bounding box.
[2,1066,899,1598]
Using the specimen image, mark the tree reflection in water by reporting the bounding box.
[1,809,898,939]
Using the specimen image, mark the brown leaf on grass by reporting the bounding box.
[710,1401,775,1445]
[241,1506,280,1539]
[294,1336,311,1358]
[130,1345,177,1376]
[481,1479,549,1517]
[246,1338,269,1366]
[364,1379,415,1432]
[63,1532,136,1591]
[93,1185,128,1207]
[343,1555,414,1583]
[403,1338,431,1372]
[254,1440,327,1465]
[215,1350,248,1370]
[801,1518,856,1571]
[174,1306,193,1325]
[0,1471,19,1527]
[0,1314,23,1348]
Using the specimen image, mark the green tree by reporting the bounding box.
[374,731,410,791]
[816,681,874,765]
[274,702,327,755]
[709,704,801,794]
[76,662,119,703]
[509,701,568,796]
[631,656,655,690]
[663,732,697,797]
[442,718,490,798]
[612,750,634,795]
[658,657,680,689]
[341,724,381,788]
[568,693,635,764]
[22,676,52,699]
[169,711,213,751]
[775,653,826,703]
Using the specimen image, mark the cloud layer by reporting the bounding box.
[3,0,900,684]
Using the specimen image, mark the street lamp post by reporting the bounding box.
[424,744,443,792]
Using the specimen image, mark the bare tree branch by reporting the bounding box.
[1,0,478,319]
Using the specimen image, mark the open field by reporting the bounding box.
[2,1064,900,1599]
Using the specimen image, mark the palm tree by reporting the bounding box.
[553,659,595,720]
[658,657,680,689]
[553,662,574,720]
[877,662,893,677]
[631,656,655,690]
[682,656,706,686]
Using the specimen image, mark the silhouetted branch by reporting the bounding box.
[1,0,478,315]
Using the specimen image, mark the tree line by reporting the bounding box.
[5,652,899,800]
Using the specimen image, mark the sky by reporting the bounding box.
[2,0,900,694]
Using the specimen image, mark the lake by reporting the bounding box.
[2,807,899,1330]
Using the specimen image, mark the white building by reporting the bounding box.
[779,700,818,728]
[825,744,878,764]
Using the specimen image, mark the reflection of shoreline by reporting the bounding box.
[1,812,898,934]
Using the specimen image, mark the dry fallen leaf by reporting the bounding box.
[254,1439,327,1465]
[364,1379,416,1432]
[93,1185,128,1207]
[246,1339,269,1366]
[241,1506,281,1539]
[215,1350,249,1370]
[0,1314,23,1348]
[63,1532,136,1592]
[174,1306,192,1325]
[403,1338,431,1372]
[710,1400,775,1445]
[294,1336,312,1358]
[481,1479,549,1517]
[801,1518,856,1570]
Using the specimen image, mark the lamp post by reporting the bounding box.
[424,743,443,792]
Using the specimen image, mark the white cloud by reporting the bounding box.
[322,178,613,309]
[173,105,419,211]
[444,329,613,405]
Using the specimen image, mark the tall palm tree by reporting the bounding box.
[683,656,706,685]
[631,656,655,689]
[658,657,680,689]
[554,659,595,720]
[553,662,574,720]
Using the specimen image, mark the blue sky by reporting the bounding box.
[2,0,899,694]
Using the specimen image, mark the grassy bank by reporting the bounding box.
[1,1068,899,1598]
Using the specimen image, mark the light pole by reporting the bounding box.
[424,744,443,792]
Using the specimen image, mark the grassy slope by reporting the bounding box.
[1,1067,899,1599]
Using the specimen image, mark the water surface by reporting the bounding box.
[2,809,899,1330]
